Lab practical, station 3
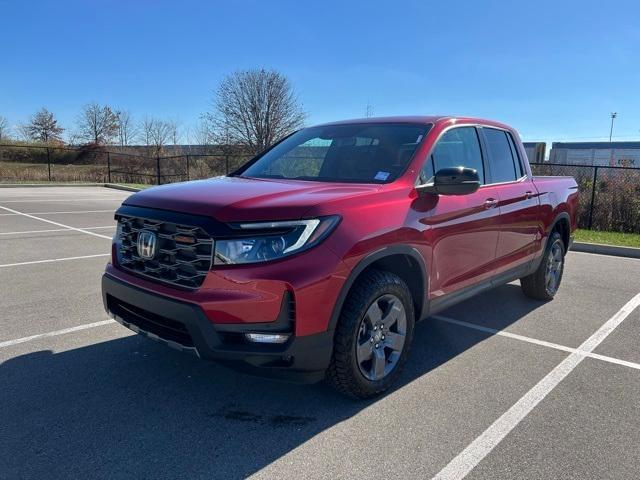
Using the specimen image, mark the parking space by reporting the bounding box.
[465,358,640,480]
[0,233,110,266]
[439,253,640,348]
[594,313,640,366]
[1,186,639,480]
[0,256,112,341]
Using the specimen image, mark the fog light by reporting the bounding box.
[244,333,290,344]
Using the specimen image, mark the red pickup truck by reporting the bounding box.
[102,116,578,398]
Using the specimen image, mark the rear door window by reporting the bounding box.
[483,128,518,183]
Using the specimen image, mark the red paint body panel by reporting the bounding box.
[106,116,578,341]
[127,175,381,222]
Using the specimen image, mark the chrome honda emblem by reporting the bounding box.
[137,230,157,260]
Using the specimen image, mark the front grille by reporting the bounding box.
[116,215,213,289]
[107,295,194,347]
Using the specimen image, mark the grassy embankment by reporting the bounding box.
[575,229,640,248]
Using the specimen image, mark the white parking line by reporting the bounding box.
[434,315,640,371]
[432,292,640,480]
[0,209,114,216]
[0,320,116,349]
[0,226,114,235]
[0,253,110,268]
[0,205,112,239]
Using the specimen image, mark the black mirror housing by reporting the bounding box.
[417,167,480,196]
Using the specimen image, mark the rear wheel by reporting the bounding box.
[521,231,565,300]
[326,269,415,399]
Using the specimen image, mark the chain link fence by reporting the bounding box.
[0,144,252,185]
[156,153,253,183]
[530,162,640,233]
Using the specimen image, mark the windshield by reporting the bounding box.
[238,123,431,183]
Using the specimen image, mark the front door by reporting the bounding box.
[413,126,502,297]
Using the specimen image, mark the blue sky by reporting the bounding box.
[1,0,639,145]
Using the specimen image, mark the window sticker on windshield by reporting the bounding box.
[374,171,390,181]
[416,134,423,143]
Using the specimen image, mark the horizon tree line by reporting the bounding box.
[0,68,307,155]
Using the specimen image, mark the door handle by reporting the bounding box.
[484,198,498,209]
[525,191,534,199]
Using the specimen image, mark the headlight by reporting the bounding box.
[214,216,340,265]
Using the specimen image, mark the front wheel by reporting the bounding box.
[326,269,415,399]
[521,231,565,301]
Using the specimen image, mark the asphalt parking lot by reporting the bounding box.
[1,186,639,480]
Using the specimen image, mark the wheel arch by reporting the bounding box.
[548,211,571,251]
[328,245,428,332]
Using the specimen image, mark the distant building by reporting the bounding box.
[549,142,640,167]
[523,142,546,163]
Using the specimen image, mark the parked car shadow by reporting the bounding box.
[1,283,545,479]
[438,283,548,330]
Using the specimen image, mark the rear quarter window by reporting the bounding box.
[506,133,524,178]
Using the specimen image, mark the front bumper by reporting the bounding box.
[102,274,333,383]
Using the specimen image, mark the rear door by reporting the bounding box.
[415,126,503,297]
[480,127,540,271]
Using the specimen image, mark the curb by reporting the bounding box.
[104,184,142,192]
[0,183,104,188]
[571,242,640,259]
[0,183,142,192]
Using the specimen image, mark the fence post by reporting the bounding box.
[186,155,190,181]
[587,166,598,230]
[156,154,161,185]
[225,155,230,174]
[107,152,112,183]
[46,147,51,181]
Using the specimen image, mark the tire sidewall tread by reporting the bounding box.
[326,269,415,399]
[521,231,565,301]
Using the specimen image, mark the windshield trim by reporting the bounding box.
[238,174,390,185]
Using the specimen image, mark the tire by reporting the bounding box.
[326,269,415,399]
[521,231,565,301]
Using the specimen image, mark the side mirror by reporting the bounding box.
[417,167,480,196]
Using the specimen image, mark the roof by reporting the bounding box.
[314,115,514,130]
[315,115,449,126]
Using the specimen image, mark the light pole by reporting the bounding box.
[609,112,618,142]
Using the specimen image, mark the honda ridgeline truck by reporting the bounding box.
[102,116,578,398]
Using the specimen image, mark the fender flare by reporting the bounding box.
[327,244,428,333]
[544,211,571,250]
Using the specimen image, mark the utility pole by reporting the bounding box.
[365,102,374,118]
[609,112,618,142]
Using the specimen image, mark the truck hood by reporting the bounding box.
[123,176,381,222]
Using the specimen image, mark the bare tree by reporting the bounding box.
[204,68,306,153]
[115,110,138,146]
[0,115,10,141]
[191,119,215,145]
[141,117,172,155]
[76,102,119,144]
[141,117,153,147]
[21,108,64,143]
[167,118,181,145]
